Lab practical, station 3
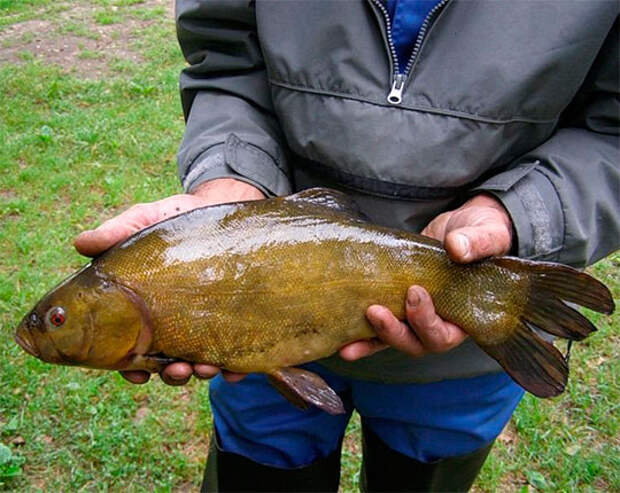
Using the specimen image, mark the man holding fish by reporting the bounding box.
[74,1,620,491]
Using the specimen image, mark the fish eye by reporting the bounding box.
[45,307,66,329]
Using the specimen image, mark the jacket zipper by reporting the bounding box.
[369,0,450,105]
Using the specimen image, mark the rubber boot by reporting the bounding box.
[201,430,342,492]
[360,424,494,492]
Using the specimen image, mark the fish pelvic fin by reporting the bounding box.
[482,258,614,398]
[268,367,345,415]
[267,375,311,411]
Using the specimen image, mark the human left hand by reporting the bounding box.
[339,194,514,361]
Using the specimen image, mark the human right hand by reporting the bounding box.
[339,193,513,361]
[74,178,265,386]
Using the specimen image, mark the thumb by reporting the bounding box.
[445,224,511,263]
[74,203,158,257]
[74,194,208,257]
[74,220,140,257]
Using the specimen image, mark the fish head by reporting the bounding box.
[15,264,148,370]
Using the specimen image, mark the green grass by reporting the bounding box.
[57,22,100,40]
[0,1,66,27]
[93,10,122,25]
[1,1,619,491]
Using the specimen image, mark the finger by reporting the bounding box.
[193,364,221,380]
[75,224,132,257]
[367,305,426,358]
[75,195,209,257]
[74,204,156,257]
[339,338,389,361]
[406,286,467,353]
[154,194,208,219]
[444,223,511,263]
[160,362,193,386]
[120,371,151,384]
[222,371,247,383]
[421,211,451,242]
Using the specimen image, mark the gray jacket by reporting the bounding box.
[175,0,620,383]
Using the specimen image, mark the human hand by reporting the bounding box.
[74,178,265,385]
[340,194,514,361]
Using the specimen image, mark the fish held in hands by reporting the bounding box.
[15,189,615,414]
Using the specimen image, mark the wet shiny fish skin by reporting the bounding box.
[97,190,523,373]
[15,188,615,410]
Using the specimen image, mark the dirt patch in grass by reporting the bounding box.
[0,1,173,77]
[173,481,199,492]
[494,474,528,492]
[0,189,18,200]
[497,421,519,448]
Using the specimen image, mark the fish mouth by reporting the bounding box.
[15,326,40,358]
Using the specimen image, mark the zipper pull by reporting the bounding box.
[387,74,405,105]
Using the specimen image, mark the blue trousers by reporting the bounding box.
[209,363,524,469]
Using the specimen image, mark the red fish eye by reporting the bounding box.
[46,307,66,328]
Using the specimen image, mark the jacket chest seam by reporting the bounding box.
[268,78,558,126]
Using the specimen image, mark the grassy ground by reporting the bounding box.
[0,1,618,491]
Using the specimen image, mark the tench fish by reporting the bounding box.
[15,188,614,414]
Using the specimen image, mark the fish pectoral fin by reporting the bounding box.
[286,188,368,221]
[269,367,345,415]
[119,353,180,373]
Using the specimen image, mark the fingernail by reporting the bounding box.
[407,287,420,308]
[455,234,471,259]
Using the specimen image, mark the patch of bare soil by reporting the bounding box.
[0,1,173,78]
[497,421,519,448]
[173,482,199,493]
[0,189,18,200]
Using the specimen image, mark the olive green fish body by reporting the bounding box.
[95,194,451,372]
[16,189,615,413]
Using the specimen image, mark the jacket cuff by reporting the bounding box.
[473,162,564,260]
[181,134,292,197]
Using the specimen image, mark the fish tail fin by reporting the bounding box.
[481,322,569,397]
[481,258,614,397]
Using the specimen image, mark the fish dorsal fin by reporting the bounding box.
[285,188,367,220]
[268,367,345,415]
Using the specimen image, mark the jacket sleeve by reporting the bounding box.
[175,0,292,197]
[474,17,619,268]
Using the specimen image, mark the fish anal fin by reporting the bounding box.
[269,367,346,415]
[286,188,367,221]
